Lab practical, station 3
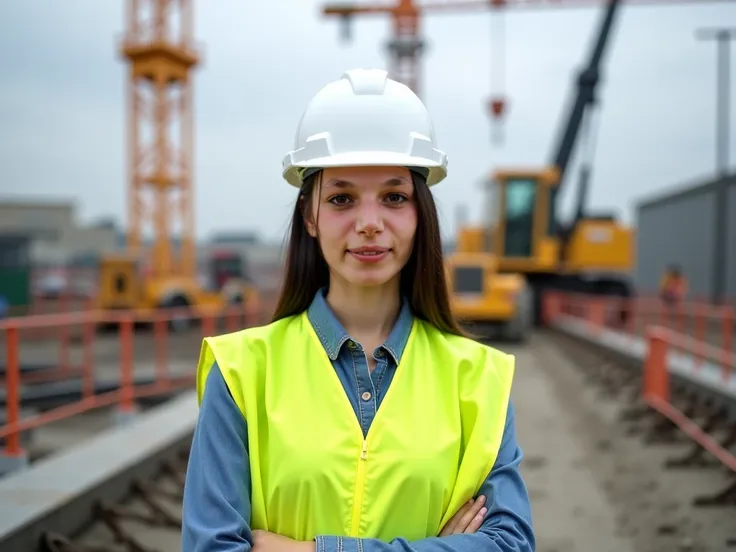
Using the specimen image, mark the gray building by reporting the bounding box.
[0,198,119,267]
[634,173,736,302]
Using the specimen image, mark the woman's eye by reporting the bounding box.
[328,194,351,206]
[385,193,407,204]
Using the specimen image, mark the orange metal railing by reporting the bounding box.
[544,291,735,380]
[544,290,736,477]
[0,298,274,462]
[642,326,736,474]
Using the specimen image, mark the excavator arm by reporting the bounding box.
[491,0,622,267]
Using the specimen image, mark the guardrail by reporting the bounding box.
[0,300,269,474]
[641,326,736,506]
[545,291,734,371]
[545,291,736,510]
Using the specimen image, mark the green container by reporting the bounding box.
[0,267,31,307]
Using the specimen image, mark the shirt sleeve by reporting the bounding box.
[315,400,535,552]
[182,362,254,551]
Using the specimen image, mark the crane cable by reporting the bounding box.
[489,9,506,146]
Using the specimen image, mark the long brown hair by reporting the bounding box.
[271,170,464,336]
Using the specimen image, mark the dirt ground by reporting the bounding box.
[517,332,734,552]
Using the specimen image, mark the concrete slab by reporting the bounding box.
[0,391,198,552]
[554,316,736,401]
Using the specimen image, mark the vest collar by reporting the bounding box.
[306,287,414,365]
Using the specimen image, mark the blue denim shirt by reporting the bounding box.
[182,289,535,552]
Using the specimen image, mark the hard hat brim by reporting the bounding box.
[282,151,447,188]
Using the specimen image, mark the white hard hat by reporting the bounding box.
[282,69,448,188]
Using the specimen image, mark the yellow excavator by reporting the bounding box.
[445,227,533,343]
[480,0,634,325]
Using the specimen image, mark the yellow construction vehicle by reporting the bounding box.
[489,0,634,324]
[96,249,258,329]
[446,226,533,343]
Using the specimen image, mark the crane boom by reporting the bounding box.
[324,0,725,15]
[548,0,621,224]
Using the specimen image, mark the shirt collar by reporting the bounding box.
[306,287,414,365]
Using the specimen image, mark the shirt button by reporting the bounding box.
[361,391,372,401]
[347,340,357,349]
[375,349,384,357]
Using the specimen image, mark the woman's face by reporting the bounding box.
[306,165,418,290]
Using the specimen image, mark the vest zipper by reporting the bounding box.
[350,440,368,536]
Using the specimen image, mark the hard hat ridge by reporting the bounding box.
[342,68,389,95]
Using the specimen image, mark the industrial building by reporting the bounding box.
[0,198,121,307]
[0,198,120,268]
[634,172,736,302]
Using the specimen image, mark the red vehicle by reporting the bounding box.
[208,249,249,292]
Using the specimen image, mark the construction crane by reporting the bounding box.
[96,0,256,324]
[323,0,730,140]
[323,0,509,134]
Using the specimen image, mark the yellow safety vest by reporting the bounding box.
[196,311,514,543]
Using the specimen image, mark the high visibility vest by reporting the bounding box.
[196,311,515,543]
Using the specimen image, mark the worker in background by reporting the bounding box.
[659,264,687,307]
[181,69,534,552]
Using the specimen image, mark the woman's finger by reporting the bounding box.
[463,506,488,533]
[455,495,486,533]
[439,499,474,536]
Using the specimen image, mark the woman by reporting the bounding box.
[182,69,535,552]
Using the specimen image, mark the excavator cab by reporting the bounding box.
[491,168,560,274]
[493,166,632,274]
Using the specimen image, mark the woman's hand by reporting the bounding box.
[439,495,488,536]
[252,530,315,552]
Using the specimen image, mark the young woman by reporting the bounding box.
[182,69,535,552]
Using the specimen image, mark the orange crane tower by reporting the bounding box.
[121,0,199,280]
[97,0,257,317]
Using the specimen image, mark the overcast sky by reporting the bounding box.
[0,0,734,242]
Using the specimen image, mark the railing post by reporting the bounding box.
[643,327,670,404]
[541,291,561,326]
[115,315,137,425]
[202,311,216,337]
[82,316,95,399]
[0,325,29,475]
[155,311,169,386]
[245,291,261,328]
[586,297,606,333]
[722,306,733,382]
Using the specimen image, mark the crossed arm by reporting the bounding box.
[181,365,535,552]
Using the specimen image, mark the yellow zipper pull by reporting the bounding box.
[361,440,368,460]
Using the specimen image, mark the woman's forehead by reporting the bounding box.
[321,166,412,191]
